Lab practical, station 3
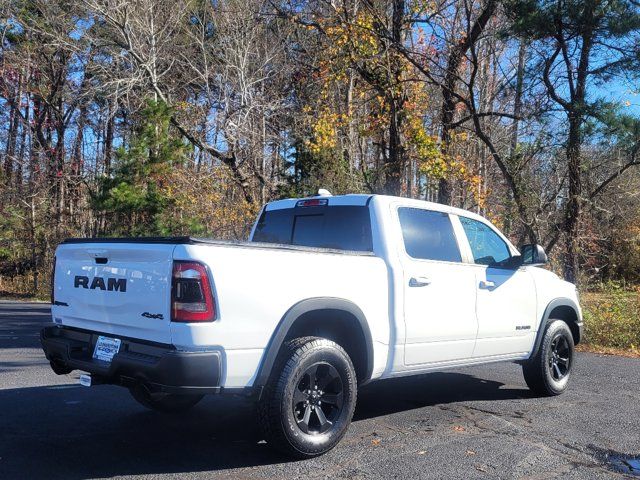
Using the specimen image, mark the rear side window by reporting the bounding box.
[398,208,461,262]
[459,216,511,266]
[252,206,373,252]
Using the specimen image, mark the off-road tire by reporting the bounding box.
[523,319,575,396]
[129,385,204,413]
[258,336,358,458]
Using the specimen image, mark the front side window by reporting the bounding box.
[459,216,511,266]
[398,208,462,262]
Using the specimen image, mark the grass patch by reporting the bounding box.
[576,344,640,358]
[581,287,640,354]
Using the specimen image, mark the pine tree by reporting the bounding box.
[94,101,191,236]
[505,0,640,283]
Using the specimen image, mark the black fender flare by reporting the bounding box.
[530,298,582,358]
[253,297,374,389]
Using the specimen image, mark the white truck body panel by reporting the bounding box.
[170,243,389,386]
[50,193,581,389]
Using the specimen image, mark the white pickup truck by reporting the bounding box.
[42,193,582,457]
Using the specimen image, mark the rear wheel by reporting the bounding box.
[523,319,575,396]
[129,385,204,413]
[258,337,357,458]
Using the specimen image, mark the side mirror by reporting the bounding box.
[519,244,548,266]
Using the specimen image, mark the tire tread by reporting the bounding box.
[523,319,574,396]
[258,336,357,458]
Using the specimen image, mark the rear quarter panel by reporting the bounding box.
[171,244,390,387]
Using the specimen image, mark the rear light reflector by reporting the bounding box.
[171,261,216,322]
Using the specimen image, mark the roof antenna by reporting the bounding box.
[317,189,332,197]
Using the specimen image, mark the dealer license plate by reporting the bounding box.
[93,336,122,363]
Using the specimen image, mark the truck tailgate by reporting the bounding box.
[52,243,175,344]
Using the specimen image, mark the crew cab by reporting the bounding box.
[41,193,583,457]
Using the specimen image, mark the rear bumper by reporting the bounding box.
[41,326,222,394]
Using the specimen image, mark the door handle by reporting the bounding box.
[409,276,431,287]
[479,280,496,289]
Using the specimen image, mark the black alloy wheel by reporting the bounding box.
[548,334,571,381]
[292,362,344,435]
[258,336,358,458]
[523,319,575,396]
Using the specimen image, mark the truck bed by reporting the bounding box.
[61,237,375,256]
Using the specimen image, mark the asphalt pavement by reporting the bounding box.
[1,301,639,479]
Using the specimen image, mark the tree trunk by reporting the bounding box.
[29,95,41,186]
[69,104,86,223]
[54,120,66,238]
[104,100,115,176]
[437,0,497,205]
[16,98,29,192]
[510,42,526,156]
[563,114,582,284]
[383,0,406,196]
[3,75,22,184]
[437,38,464,205]
[504,40,526,237]
[386,99,404,195]
[561,11,593,284]
[29,197,38,295]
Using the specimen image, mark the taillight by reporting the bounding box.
[171,261,216,322]
[50,256,56,304]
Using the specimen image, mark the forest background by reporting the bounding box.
[1,0,639,352]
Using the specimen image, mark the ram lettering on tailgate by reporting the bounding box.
[74,275,127,292]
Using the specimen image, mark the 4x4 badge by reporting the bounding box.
[141,312,164,320]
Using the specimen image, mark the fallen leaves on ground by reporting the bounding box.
[576,344,640,358]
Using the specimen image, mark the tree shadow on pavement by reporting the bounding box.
[355,371,532,421]
[0,371,530,479]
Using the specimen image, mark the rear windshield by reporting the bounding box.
[252,205,373,252]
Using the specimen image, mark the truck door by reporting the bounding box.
[456,216,537,357]
[397,207,478,366]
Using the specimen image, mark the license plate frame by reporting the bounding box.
[93,335,122,363]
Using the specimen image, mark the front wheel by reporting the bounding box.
[258,337,358,458]
[523,319,575,396]
[129,385,204,413]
